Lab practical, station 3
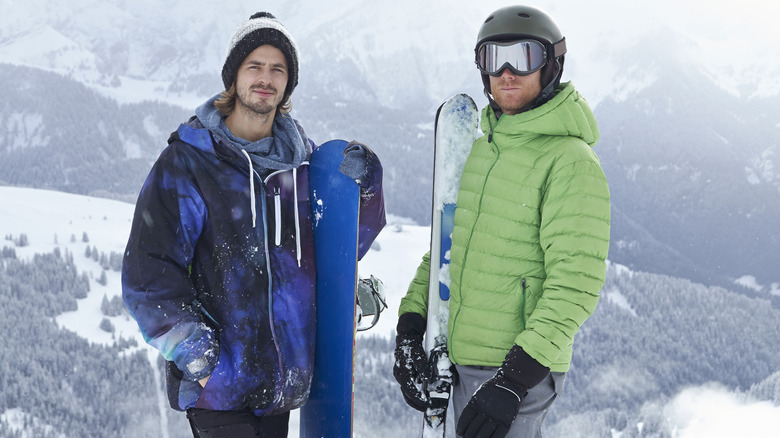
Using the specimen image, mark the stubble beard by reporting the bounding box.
[490,74,543,115]
[236,84,279,118]
[494,85,540,115]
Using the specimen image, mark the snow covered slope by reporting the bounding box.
[0,186,425,343]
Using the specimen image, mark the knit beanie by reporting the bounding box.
[221,12,299,99]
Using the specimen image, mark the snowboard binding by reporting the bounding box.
[356,275,387,331]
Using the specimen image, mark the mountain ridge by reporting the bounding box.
[1,0,778,292]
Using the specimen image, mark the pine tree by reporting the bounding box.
[101,294,110,316]
[99,318,115,333]
[97,270,107,286]
[81,272,90,292]
[109,251,123,272]
[2,246,16,258]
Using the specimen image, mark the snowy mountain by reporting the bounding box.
[596,42,780,288]
[2,186,780,437]
[1,0,779,291]
[2,1,780,435]
[2,0,779,108]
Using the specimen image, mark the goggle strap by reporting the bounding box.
[552,38,566,58]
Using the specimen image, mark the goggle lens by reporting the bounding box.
[477,40,547,76]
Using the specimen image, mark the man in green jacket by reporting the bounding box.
[394,5,611,438]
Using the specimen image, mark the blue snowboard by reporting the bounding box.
[300,139,360,437]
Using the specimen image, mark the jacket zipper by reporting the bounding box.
[450,142,500,362]
[260,166,306,408]
[258,178,286,409]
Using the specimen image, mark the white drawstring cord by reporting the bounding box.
[241,149,302,268]
[240,150,257,228]
[293,167,301,267]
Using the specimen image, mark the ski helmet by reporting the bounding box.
[475,5,567,111]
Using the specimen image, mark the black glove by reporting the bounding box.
[338,140,382,193]
[393,312,429,412]
[456,345,550,438]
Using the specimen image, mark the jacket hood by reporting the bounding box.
[175,97,312,236]
[186,93,309,172]
[482,81,600,148]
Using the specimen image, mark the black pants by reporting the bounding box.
[186,408,290,438]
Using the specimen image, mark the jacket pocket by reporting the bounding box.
[194,345,244,411]
[165,360,184,410]
[521,277,543,330]
[520,278,527,330]
[165,359,204,411]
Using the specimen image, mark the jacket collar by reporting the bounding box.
[481,81,600,148]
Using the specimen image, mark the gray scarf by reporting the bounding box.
[195,94,308,175]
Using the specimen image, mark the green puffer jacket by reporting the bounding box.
[399,82,610,372]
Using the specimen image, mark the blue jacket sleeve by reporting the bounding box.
[355,146,386,260]
[121,144,218,381]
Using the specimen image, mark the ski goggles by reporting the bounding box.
[476,40,548,76]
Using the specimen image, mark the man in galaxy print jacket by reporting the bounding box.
[121,12,385,437]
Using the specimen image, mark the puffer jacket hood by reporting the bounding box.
[483,81,599,148]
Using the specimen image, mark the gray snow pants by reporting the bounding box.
[451,365,566,438]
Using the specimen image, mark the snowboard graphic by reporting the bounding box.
[300,139,360,438]
[422,94,480,437]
